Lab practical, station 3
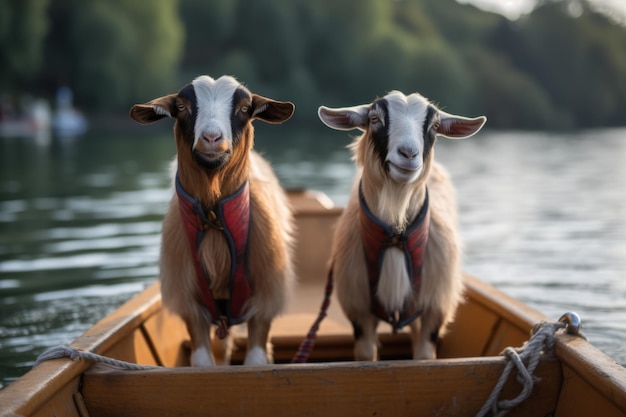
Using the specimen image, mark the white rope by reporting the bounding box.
[35,345,160,371]
[475,321,567,417]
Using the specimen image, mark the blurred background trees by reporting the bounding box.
[2,0,626,130]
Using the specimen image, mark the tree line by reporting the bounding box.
[2,0,626,130]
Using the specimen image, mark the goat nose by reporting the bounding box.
[398,146,418,160]
[202,131,222,143]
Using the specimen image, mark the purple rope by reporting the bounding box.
[291,267,334,363]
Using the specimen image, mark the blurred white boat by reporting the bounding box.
[52,86,88,137]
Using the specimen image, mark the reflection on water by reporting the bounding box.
[0,128,625,388]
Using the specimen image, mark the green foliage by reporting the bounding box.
[174,0,626,129]
[178,0,237,81]
[67,0,183,110]
[12,0,182,111]
[463,47,566,129]
[2,0,626,129]
[0,0,49,92]
[492,0,626,128]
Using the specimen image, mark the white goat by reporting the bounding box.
[130,75,296,366]
[318,91,486,360]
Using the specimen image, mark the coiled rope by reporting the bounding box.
[35,345,159,371]
[476,312,585,417]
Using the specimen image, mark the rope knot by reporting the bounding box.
[476,312,584,417]
[35,345,81,366]
[34,344,159,370]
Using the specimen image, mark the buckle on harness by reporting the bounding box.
[216,315,229,340]
[385,233,405,249]
[388,311,401,334]
[201,210,223,231]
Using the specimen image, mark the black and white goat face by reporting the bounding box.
[130,75,295,170]
[318,91,486,183]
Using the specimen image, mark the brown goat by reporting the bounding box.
[319,91,486,360]
[130,75,295,365]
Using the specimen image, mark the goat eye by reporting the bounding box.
[176,103,186,112]
[370,115,379,124]
[240,105,249,114]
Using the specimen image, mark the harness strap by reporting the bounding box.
[292,185,430,361]
[175,173,252,338]
[359,183,430,332]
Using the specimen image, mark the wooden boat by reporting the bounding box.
[1,190,625,417]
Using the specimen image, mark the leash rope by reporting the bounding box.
[476,312,585,417]
[291,267,334,363]
[35,345,160,371]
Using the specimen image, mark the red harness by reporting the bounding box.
[359,184,430,332]
[175,173,252,338]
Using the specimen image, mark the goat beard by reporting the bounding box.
[193,151,230,171]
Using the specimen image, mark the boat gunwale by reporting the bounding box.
[0,283,162,416]
[554,334,626,412]
[466,274,626,412]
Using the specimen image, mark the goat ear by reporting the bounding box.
[437,111,487,139]
[318,105,369,131]
[251,94,295,124]
[129,94,177,125]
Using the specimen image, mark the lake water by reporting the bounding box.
[1,127,625,388]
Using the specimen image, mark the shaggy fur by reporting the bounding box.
[130,75,295,366]
[319,91,486,360]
